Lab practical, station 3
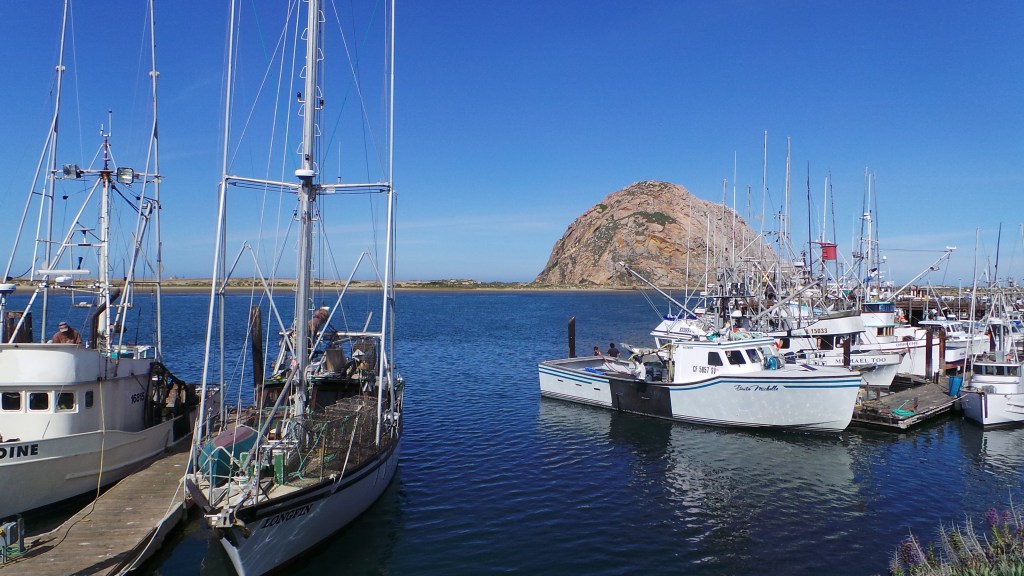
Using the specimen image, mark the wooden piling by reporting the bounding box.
[568,316,576,358]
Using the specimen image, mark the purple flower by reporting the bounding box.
[986,508,1000,527]
[898,536,924,565]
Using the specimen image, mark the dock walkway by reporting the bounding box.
[852,376,958,430]
[0,442,192,576]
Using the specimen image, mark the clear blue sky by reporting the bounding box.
[0,1,1021,285]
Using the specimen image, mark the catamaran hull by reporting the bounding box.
[217,442,399,576]
[0,420,181,516]
[539,360,860,431]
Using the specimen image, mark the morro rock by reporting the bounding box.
[534,180,760,287]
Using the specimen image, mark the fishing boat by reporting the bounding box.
[539,268,861,432]
[184,0,403,574]
[759,306,905,390]
[960,297,1024,427]
[0,0,198,518]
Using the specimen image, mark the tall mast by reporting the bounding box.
[147,0,163,359]
[98,117,113,347]
[377,0,397,444]
[40,0,71,337]
[760,131,767,239]
[293,0,323,417]
[784,137,791,250]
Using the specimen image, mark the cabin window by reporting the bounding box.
[29,392,49,411]
[85,390,94,408]
[745,349,762,363]
[726,350,746,365]
[1,392,20,411]
[56,392,76,412]
[707,352,723,366]
[878,327,894,337]
[1009,366,1020,377]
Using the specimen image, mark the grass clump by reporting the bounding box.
[888,504,1024,576]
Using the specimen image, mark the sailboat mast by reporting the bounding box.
[41,0,71,337]
[147,0,163,359]
[293,0,324,417]
[377,0,397,444]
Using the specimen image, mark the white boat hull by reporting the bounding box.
[0,345,196,516]
[539,358,860,431]
[799,351,902,389]
[217,442,400,576]
[960,391,1024,427]
[0,422,178,515]
[857,338,950,378]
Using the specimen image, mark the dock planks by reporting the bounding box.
[852,376,958,430]
[0,442,192,576]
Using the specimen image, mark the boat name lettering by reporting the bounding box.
[693,366,718,374]
[0,443,39,460]
[259,504,313,528]
[733,384,779,392]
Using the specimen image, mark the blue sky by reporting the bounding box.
[0,1,1021,285]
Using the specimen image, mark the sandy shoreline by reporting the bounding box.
[4,280,643,295]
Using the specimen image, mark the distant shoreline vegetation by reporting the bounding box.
[3,277,975,294]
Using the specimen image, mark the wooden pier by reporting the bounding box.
[852,375,959,430]
[0,442,192,575]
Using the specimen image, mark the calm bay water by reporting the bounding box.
[37,290,1020,575]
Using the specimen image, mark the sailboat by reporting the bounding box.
[184,0,402,574]
[0,0,199,518]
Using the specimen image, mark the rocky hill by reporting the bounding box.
[534,180,763,288]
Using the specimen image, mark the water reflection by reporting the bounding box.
[958,419,1024,474]
[537,398,859,574]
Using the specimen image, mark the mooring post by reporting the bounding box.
[937,328,946,383]
[568,316,576,358]
[925,328,934,381]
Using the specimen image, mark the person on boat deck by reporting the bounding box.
[607,343,620,358]
[52,321,82,344]
[593,346,602,356]
[309,306,329,339]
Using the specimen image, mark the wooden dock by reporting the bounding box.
[0,442,192,575]
[852,375,959,430]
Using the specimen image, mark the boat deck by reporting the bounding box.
[852,375,959,430]
[0,442,191,576]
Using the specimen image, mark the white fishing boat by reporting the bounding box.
[539,270,861,432]
[918,318,989,359]
[763,308,905,389]
[960,315,1024,427]
[0,0,199,518]
[859,300,953,377]
[184,1,403,574]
